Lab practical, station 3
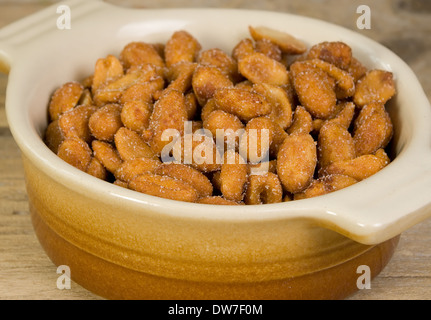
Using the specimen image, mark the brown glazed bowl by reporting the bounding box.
[2,1,431,299]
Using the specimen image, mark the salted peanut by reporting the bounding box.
[92,140,123,173]
[88,104,122,142]
[164,30,202,67]
[93,64,161,106]
[120,79,165,105]
[239,116,274,163]
[165,61,197,93]
[155,163,213,198]
[305,59,355,99]
[198,48,240,82]
[78,88,93,106]
[238,52,289,86]
[286,106,313,135]
[283,194,292,202]
[234,80,254,91]
[374,148,391,163]
[115,127,158,161]
[172,133,222,173]
[129,173,198,202]
[44,120,64,154]
[121,100,152,133]
[148,89,188,156]
[277,133,317,194]
[327,101,355,129]
[255,39,282,62]
[57,137,92,172]
[192,65,234,106]
[321,174,357,192]
[86,157,107,180]
[213,88,272,122]
[249,26,307,55]
[290,61,337,119]
[81,75,93,89]
[317,121,355,169]
[293,180,327,200]
[196,196,242,205]
[113,179,128,188]
[59,104,97,143]
[92,55,124,93]
[114,157,161,183]
[219,151,248,202]
[248,159,277,175]
[200,98,218,123]
[269,122,288,158]
[184,92,198,120]
[203,110,244,149]
[120,42,165,69]
[354,69,396,107]
[319,153,389,181]
[306,41,352,70]
[353,103,393,156]
[244,172,283,205]
[48,82,84,121]
[232,38,255,61]
[253,83,292,130]
[347,57,368,83]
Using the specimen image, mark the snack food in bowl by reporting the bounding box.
[1,0,431,300]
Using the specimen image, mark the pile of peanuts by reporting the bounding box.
[44,26,396,205]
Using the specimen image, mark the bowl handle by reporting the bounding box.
[0,0,108,74]
[330,148,431,245]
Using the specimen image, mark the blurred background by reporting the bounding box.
[0,0,430,300]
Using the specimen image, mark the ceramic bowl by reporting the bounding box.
[2,0,431,299]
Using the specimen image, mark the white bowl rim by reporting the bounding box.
[1,0,431,245]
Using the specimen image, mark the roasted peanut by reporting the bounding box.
[148,89,188,155]
[317,121,355,169]
[48,82,84,121]
[198,48,240,82]
[58,104,97,143]
[88,104,122,142]
[287,106,313,135]
[219,151,248,202]
[244,172,283,205]
[354,69,396,107]
[353,103,393,156]
[121,100,152,133]
[249,26,307,55]
[120,42,165,69]
[252,83,293,130]
[92,55,124,93]
[290,61,337,119]
[238,52,289,86]
[213,87,272,122]
[196,196,242,205]
[115,127,158,161]
[155,163,213,198]
[277,133,317,194]
[44,120,64,154]
[129,173,198,202]
[192,65,234,106]
[114,157,161,183]
[306,41,352,70]
[92,140,123,174]
[164,30,202,67]
[57,137,92,172]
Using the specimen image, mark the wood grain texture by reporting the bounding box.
[0,1,430,300]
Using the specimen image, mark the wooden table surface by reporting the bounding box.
[0,1,430,300]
